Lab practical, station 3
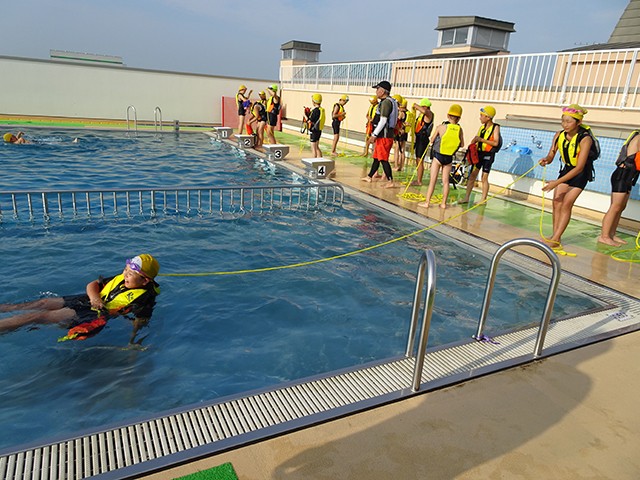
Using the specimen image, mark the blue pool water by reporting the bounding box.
[0,130,601,451]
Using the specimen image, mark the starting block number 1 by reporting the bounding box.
[220,130,229,139]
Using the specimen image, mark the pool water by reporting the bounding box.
[0,130,601,451]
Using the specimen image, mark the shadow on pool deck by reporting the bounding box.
[139,129,640,479]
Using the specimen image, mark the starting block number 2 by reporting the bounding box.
[243,138,252,147]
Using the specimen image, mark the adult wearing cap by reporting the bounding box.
[330,94,349,156]
[362,96,379,157]
[461,105,501,204]
[362,81,398,188]
[411,98,434,185]
[538,104,594,248]
[3,131,28,144]
[0,254,161,344]
[265,84,281,144]
[236,85,253,135]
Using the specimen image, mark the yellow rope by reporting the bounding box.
[160,164,539,277]
[397,144,430,202]
[538,165,577,257]
[610,230,640,263]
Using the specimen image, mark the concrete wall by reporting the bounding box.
[0,56,276,125]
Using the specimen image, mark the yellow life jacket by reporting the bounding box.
[557,125,595,167]
[477,123,497,152]
[100,274,156,316]
[314,106,326,131]
[439,123,461,155]
[404,110,415,134]
[367,104,377,120]
[267,96,280,114]
[334,103,345,121]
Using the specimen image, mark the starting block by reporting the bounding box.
[263,144,290,161]
[236,134,256,149]
[301,158,335,179]
[212,127,233,139]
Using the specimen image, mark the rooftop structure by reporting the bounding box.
[280,40,321,66]
[433,16,515,55]
[609,0,640,43]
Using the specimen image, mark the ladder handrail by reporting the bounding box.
[154,106,163,132]
[474,238,561,357]
[126,105,138,133]
[405,249,437,392]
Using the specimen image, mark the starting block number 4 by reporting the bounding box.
[317,165,326,176]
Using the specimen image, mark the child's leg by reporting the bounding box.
[0,307,76,333]
[0,297,65,313]
[419,160,441,207]
[441,163,453,208]
[549,184,582,245]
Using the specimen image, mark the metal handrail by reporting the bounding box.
[0,184,345,221]
[474,238,561,357]
[154,106,163,132]
[126,105,138,134]
[405,249,437,392]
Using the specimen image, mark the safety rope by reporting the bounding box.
[159,164,539,277]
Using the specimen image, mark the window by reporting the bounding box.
[474,27,508,49]
[440,27,469,46]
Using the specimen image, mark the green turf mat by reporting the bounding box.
[172,462,238,480]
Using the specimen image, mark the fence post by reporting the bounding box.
[621,49,639,108]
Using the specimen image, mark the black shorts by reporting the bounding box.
[310,129,321,143]
[332,119,341,134]
[434,151,454,166]
[475,153,495,174]
[610,165,640,193]
[237,106,246,116]
[62,294,95,325]
[414,135,429,160]
[267,112,278,127]
[559,165,590,190]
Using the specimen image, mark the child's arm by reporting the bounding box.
[86,279,105,310]
[539,132,560,166]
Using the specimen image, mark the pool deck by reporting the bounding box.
[140,130,640,479]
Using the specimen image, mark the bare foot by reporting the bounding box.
[613,236,628,245]
[597,235,622,247]
[361,176,372,183]
[543,238,561,248]
[410,181,422,186]
[383,181,397,189]
[458,198,469,204]
[439,203,447,209]
[417,201,430,208]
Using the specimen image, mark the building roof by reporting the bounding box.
[435,16,515,33]
[280,41,322,52]
[609,0,640,43]
[399,49,503,61]
[560,41,640,53]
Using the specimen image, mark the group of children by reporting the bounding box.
[235,84,281,147]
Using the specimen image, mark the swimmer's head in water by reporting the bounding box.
[126,254,160,279]
[3,133,16,143]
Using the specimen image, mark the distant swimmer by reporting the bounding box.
[3,131,29,144]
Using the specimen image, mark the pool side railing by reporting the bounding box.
[0,184,345,221]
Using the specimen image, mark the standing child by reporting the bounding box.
[330,95,349,156]
[236,85,252,134]
[461,105,501,204]
[418,104,464,209]
[411,98,434,186]
[265,84,280,144]
[597,129,640,246]
[307,94,326,158]
[539,104,595,248]
[393,95,408,171]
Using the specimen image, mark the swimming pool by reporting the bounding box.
[0,130,602,451]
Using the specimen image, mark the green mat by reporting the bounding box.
[173,462,238,480]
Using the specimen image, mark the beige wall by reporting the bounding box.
[0,56,275,124]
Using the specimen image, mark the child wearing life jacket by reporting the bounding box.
[412,98,434,186]
[418,104,464,209]
[393,95,408,171]
[539,104,594,248]
[461,105,501,204]
[330,95,349,156]
[265,84,280,144]
[307,93,326,158]
[0,254,160,345]
[363,96,379,157]
[598,130,640,246]
[236,85,252,135]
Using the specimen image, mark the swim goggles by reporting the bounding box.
[126,257,149,278]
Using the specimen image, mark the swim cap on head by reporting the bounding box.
[448,104,463,117]
[127,254,160,279]
[562,104,587,121]
[401,99,408,107]
[268,84,278,92]
[340,94,349,102]
[370,96,378,103]
[238,84,247,91]
[480,105,496,118]
[3,133,14,143]
[392,94,404,104]
[419,98,432,107]
[312,93,322,104]
[259,91,266,96]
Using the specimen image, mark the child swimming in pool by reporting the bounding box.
[3,132,29,144]
[0,254,160,344]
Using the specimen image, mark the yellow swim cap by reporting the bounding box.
[370,96,378,103]
[392,94,404,104]
[127,254,160,279]
[562,104,587,121]
[312,93,322,104]
[448,104,463,117]
[3,133,14,143]
[238,84,247,91]
[340,94,349,102]
[480,105,496,118]
[419,98,432,107]
[259,91,266,96]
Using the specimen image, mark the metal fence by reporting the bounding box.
[0,184,345,223]
[281,48,640,109]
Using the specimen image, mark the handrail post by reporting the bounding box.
[474,238,561,358]
[126,105,138,134]
[405,250,437,392]
[154,106,163,132]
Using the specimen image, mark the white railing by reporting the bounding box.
[281,48,640,110]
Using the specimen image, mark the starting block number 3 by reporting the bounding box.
[273,150,283,159]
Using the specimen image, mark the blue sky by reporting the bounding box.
[0,0,629,80]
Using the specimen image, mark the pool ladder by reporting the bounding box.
[407,238,561,391]
[126,105,137,134]
[154,106,163,133]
